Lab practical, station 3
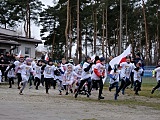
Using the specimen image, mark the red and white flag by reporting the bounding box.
[45,53,49,61]
[109,44,131,68]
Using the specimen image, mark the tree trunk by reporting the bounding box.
[102,9,105,57]
[69,11,72,59]
[105,6,109,59]
[142,0,150,65]
[93,9,97,54]
[65,0,70,61]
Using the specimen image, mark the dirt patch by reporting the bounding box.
[0,85,160,120]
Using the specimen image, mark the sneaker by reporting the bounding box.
[122,90,125,95]
[29,86,32,89]
[65,92,69,95]
[70,89,73,93]
[98,96,104,100]
[109,87,111,92]
[75,93,78,98]
[151,88,155,94]
[135,93,139,95]
[19,91,23,95]
[114,94,118,100]
[86,93,90,98]
[9,86,12,88]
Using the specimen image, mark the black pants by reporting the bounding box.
[9,77,14,87]
[116,79,126,95]
[96,79,104,97]
[92,80,98,90]
[109,82,119,92]
[154,81,160,90]
[44,78,52,93]
[34,77,40,89]
[134,80,141,94]
[77,77,92,94]
[41,74,44,86]
[130,73,134,88]
[17,73,22,87]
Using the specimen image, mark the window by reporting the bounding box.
[25,47,31,54]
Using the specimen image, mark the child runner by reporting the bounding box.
[63,63,77,95]
[0,69,2,83]
[92,57,106,100]
[74,62,83,93]
[42,59,56,94]
[18,58,33,95]
[132,62,143,95]
[33,60,42,90]
[114,55,135,100]
[151,60,160,94]
[75,56,93,98]
[54,62,64,95]
[6,63,15,88]
[109,64,121,95]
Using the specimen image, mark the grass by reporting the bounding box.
[64,77,160,110]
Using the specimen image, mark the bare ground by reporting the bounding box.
[0,84,160,120]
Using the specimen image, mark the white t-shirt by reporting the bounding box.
[61,63,67,73]
[91,63,105,80]
[33,65,42,79]
[154,67,160,81]
[74,64,82,78]
[120,62,135,79]
[63,71,77,85]
[20,64,33,81]
[43,65,56,78]
[81,62,92,80]
[14,61,24,73]
[132,68,143,82]
[109,69,121,84]
[6,66,15,78]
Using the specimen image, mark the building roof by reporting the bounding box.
[0,39,20,45]
[0,32,42,44]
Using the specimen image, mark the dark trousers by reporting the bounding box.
[134,80,141,94]
[41,74,44,86]
[34,77,40,89]
[109,82,119,92]
[44,78,52,93]
[154,81,160,90]
[9,77,14,87]
[77,77,92,94]
[97,79,104,97]
[17,73,22,87]
[130,73,134,88]
[116,79,126,95]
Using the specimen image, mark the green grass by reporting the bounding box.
[65,77,160,110]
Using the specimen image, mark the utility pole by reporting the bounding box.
[77,0,80,62]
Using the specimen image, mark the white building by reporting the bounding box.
[0,28,41,58]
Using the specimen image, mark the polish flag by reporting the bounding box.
[109,44,131,68]
[17,50,21,58]
[45,53,49,61]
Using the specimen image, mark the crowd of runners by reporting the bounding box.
[0,52,160,100]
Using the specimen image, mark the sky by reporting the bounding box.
[32,0,55,51]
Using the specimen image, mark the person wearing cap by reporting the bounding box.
[18,58,33,95]
[41,59,56,94]
[132,62,143,95]
[91,57,106,100]
[75,56,93,98]
[151,60,160,94]
[114,55,135,100]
